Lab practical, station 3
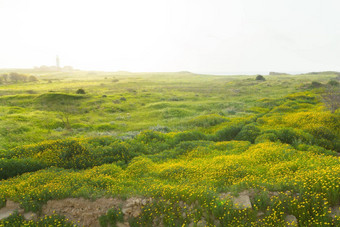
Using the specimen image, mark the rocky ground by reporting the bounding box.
[0,190,339,227]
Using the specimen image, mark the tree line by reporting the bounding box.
[0,72,38,83]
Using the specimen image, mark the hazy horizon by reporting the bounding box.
[0,67,324,76]
[1,0,340,73]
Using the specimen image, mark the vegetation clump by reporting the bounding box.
[255,75,266,81]
[76,88,86,94]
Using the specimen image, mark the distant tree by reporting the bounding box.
[9,72,29,82]
[20,74,27,82]
[9,72,20,82]
[76,88,86,94]
[255,75,266,81]
[328,80,339,86]
[322,86,340,113]
[1,74,8,82]
[57,103,76,129]
[28,75,38,82]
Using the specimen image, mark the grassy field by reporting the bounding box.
[0,70,339,226]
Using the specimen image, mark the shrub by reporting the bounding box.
[255,133,279,143]
[126,156,154,177]
[187,114,227,128]
[95,140,140,164]
[28,75,38,82]
[0,158,46,180]
[308,126,336,140]
[94,123,116,131]
[295,144,336,156]
[8,139,94,169]
[148,141,213,162]
[136,130,168,144]
[99,207,124,227]
[255,75,266,81]
[214,123,244,141]
[321,86,340,113]
[172,131,207,144]
[235,123,261,143]
[310,81,322,88]
[76,88,86,94]
[268,128,314,146]
[0,212,76,226]
[327,80,339,86]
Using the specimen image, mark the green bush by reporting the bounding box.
[0,212,76,226]
[172,131,207,144]
[327,80,339,86]
[255,133,279,143]
[235,124,261,143]
[308,126,336,140]
[94,123,116,131]
[136,130,168,144]
[8,139,94,169]
[187,114,227,128]
[295,144,337,156]
[256,75,266,81]
[214,123,244,141]
[126,156,154,177]
[0,158,46,180]
[267,128,314,146]
[99,207,124,227]
[76,88,86,94]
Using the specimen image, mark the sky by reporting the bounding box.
[0,0,339,74]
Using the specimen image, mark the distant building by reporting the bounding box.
[56,55,60,68]
[33,56,76,72]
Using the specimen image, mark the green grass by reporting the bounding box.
[0,70,339,226]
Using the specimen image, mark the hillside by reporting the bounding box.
[0,71,339,226]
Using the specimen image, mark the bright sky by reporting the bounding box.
[0,0,339,73]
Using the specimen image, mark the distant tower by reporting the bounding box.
[56,55,60,68]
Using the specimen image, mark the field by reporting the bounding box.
[0,70,339,226]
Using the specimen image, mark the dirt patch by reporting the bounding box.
[0,200,22,220]
[42,197,123,227]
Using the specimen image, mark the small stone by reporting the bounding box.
[240,189,255,198]
[23,212,37,221]
[197,219,207,227]
[214,219,221,226]
[232,195,252,209]
[219,192,232,200]
[131,209,141,218]
[116,222,130,227]
[285,214,298,226]
[0,210,15,220]
[330,205,340,218]
[5,200,20,210]
[141,199,147,206]
[257,211,265,217]
[122,207,133,215]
